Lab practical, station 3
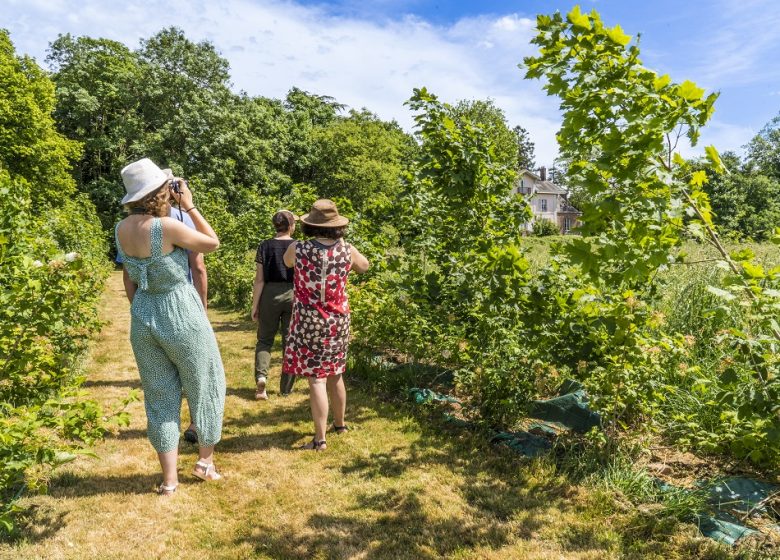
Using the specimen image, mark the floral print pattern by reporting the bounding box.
[283,239,352,378]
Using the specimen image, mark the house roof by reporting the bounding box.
[559,201,582,214]
[517,169,568,195]
[519,168,542,181]
[534,181,567,195]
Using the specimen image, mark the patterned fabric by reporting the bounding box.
[283,239,352,378]
[115,218,226,453]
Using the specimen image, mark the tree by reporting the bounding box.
[47,34,145,229]
[136,27,234,174]
[282,87,345,185]
[513,124,536,171]
[746,112,780,180]
[452,99,535,172]
[309,109,416,214]
[0,31,81,208]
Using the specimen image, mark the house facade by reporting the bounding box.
[514,167,581,234]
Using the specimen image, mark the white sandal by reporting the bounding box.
[157,483,178,496]
[193,461,222,481]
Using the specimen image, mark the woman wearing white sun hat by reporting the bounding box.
[115,157,226,495]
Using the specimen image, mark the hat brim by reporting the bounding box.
[300,213,349,227]
[121,169,173,205]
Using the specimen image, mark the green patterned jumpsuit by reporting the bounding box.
[116,218,226,453]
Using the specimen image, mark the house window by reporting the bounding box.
[540,199,547,212]
[564,216,571,232]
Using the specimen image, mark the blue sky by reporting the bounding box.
[4,0,780,165]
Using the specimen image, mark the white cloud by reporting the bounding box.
[691,0,780,88]
[3,0,563,164]
[678,120,755,160]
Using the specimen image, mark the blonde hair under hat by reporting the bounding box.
[120,158,173,205]
[300,199,349,227]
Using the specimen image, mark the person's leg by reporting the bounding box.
[308,377,328,444]
[326,374,346,429]
[158,450,178,489]
[163,323,226,478]
[130,322,183,488]
[278,288,295,395]
[254,289,280,398]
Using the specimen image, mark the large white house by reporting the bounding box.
[514,167,581,234]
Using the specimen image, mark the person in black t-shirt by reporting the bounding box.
[251,210,297,399]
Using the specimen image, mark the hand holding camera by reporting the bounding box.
[170,177,194,211]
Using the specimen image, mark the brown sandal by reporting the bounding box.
[300,439,327,451]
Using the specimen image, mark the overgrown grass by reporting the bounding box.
[0,272,759,559]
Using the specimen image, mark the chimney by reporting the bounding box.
[539,166,547,181]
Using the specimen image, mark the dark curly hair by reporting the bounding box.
[301,222,346,239]
[124,184,170,217]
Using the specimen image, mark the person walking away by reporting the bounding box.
[116,158,226,494]
[251,210,298,399]
[120,203,208,444]
[282,199,369,451]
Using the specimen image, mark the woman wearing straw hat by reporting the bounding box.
[282,199,370,451]
[116,158,226,494]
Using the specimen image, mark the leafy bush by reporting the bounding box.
[531,218,559,236]
[0,32,114,534]
[0,174,112,533]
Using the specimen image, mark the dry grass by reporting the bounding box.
[0,272,741,560]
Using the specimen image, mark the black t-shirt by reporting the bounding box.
[255,238,295,283]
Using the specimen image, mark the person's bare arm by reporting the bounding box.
[163,181,220,253]
[251,264,265,322]
[283,241,297,269]
[122,268,137,303]
[350,245,370,273]
[189,251,208,309]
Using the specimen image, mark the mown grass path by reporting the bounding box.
[2,272,730,559]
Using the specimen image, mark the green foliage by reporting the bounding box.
[693,151,780,241]
[0,31,81,210]
[353,6,780,470]
[746,111,780,180]
[47,34,145,231]
[451,99,535,171]
[531,218,559,236]
[351,87,536,425]
[0,33,112,535]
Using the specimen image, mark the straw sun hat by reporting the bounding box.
[120,158,173,205]
[300,199,349,227]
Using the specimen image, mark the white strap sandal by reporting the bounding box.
[193,461,222,481]
[157,483,178,496]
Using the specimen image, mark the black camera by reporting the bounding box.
[170,178,182,194]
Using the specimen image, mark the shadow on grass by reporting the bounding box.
[222,398,379,431]
[83,378,141,389]
[224,391,590,559]
[3,506,67,545]
[218,428,307,453]
[48,472,164,498]
[212,319,255,333]
[236,487,534,559]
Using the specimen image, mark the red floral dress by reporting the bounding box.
[283,239,352,378]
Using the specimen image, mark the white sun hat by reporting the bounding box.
[120,158,173,204]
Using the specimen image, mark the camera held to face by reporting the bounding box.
[170,178,182,194]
